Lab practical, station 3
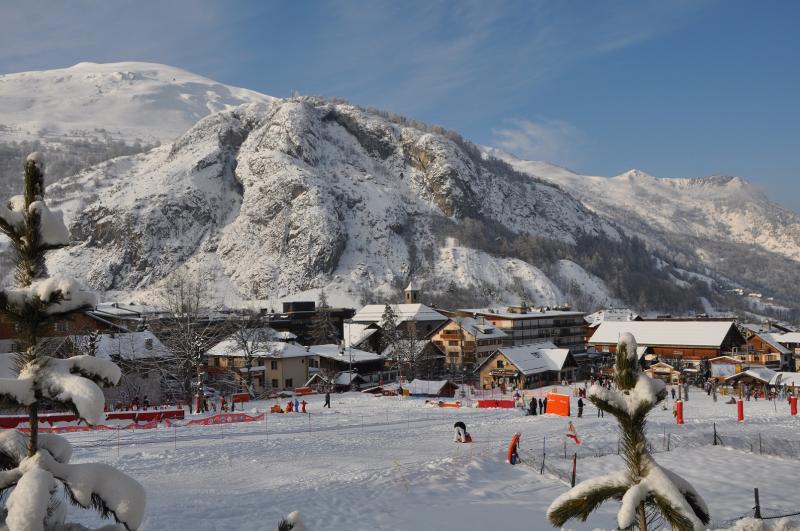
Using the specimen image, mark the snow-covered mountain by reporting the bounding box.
[489,148,800,312]
[0,62,273,143]
[1,62,798,317]
[43,94,617,308]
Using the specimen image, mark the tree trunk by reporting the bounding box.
[27,402,38,457]
[638,501,647,531]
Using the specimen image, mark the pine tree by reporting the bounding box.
[0,155,145,529]
[380,303,399,356]
[547,333,709,531]
[309,291,338,345]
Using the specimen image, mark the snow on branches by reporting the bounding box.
[547,333,709,531]
[1,274,97,316]
[0,432,145,530]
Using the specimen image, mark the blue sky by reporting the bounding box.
[1,0,798,208]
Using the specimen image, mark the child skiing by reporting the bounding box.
[566,420,580,445]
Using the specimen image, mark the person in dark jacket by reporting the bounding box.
[324,391,331,408]
[529,397,538,416]
[542,396,548,414]
[538,397,544,413]
[577,397,584,418]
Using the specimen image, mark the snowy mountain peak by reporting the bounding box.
[0,61,273,143]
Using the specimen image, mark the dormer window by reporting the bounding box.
[144,338,153,350]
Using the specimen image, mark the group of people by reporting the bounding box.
[112,395,151,411]
[527,396,547,415]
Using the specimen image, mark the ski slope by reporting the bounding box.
[59,387,800,530]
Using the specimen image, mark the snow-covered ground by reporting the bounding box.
[59,386,800,530]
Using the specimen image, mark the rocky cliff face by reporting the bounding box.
[44,97,614,307]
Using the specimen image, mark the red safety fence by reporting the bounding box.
[18,420,160,433]
[475,399,515,409]
[166,412,265,428]
[0,409,185,429]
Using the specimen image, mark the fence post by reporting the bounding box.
[753,488,761,519]
[540,436,546,475]
[571,453,577,487]
[713,423,717,446]
[759,433,762,455]
[667,433,670,452]
[117,428,120,458]
[564,439,567,459]
[173,424,177,451]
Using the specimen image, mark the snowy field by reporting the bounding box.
[60,386,800,530]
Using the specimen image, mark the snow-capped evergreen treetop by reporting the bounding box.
[547,333,709,531]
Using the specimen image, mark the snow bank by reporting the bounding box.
[0,376,36,406]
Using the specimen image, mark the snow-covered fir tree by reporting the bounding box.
[309,291,338,345]
[547,332,709,531]
[379,303,399,356]
[0,154,145,530]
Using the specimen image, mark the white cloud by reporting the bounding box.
[491,118,582,165]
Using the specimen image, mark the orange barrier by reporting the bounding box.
[791,396,798,416]
[507,433,521,464]
[438,401,461,408]
[736,399,743,422]
[294,387,315,396]
[545,393,570,417]
[676,399,685,424]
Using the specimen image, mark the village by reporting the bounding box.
[2,281,798,412]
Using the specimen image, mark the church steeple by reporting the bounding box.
[404,278,420,304]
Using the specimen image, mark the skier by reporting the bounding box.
[671,387,676,400]
[286,400,294,413]
[507,432,521,464]
[453,421,471,443]
[294,398,300,413]
[577,397,584,418]
[566,420,580,445]
[301,400,308,413]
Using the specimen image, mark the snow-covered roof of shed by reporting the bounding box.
[352,304,446,323]
[477,341,571,376]
[333,371,363,385]
[589,321,737,348]
[94,302,168,317]
[274,330,297,340]
[404,379,454,394]
[726,367,777,383]
[307,344,382,363]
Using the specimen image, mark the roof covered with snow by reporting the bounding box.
[477,341,571,375]
[208,340,310,359]
[726,367,777,383]
[307,344,382,363]
[766,332,800,345]
[91,331,169,360]
[460,307,584,320]
[589,320,737,348]
[455,317,507,340]
[752,332,792,355]
[770,372,800,387]
[405,379,454,394]
[352,304,446,323]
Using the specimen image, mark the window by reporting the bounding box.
[10,343,17,353]
[271,379,279,388]
[144,338,153,350]
[285,378,293,388]
[271,361,278,370]
[448,340,459,346]
[496,360,504,368]
[55,321,69,333]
